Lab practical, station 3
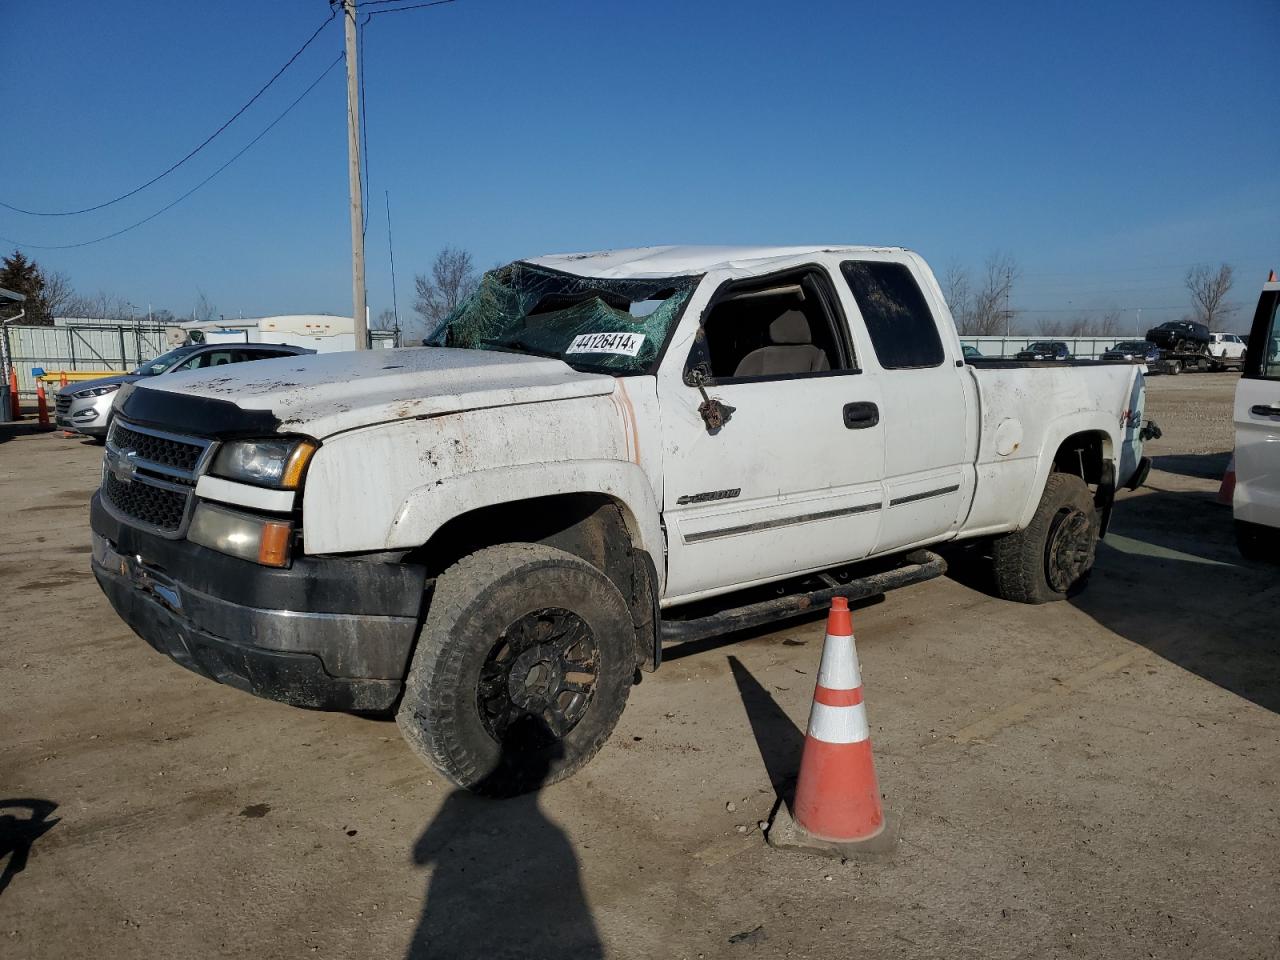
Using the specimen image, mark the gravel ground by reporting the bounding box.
[2,371,1277,960]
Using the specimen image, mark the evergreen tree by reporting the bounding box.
[0,250,53,324]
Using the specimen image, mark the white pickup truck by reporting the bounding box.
[91,245,1155,793]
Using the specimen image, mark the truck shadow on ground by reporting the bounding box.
[405,744,602,960]
[949,483,1279,716]
[1069,496,1280,715]
[0,799,60,898]
[1150,451,1232,481]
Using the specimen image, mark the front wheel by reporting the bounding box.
[396,543,636,796]
[990,473,1099,604]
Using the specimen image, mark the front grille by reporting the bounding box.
[101,418,214,538]
[103,471,188,532]
[109,421,205,473]
[55,395,71,415]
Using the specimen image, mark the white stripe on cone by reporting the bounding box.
[807,701,871,744]
[816,634,862,690]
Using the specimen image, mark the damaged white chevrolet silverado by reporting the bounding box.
[91,246,1156,793]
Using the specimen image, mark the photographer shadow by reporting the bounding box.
[406,742,602,960]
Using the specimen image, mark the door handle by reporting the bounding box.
[1251,404,1280,417]
[843,401,879,429]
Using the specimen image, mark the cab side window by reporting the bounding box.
[176,350,235,370]
[688,266,855,383]
[840,261,944,369]
[1253,293,1280,380]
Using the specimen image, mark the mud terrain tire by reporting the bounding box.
[397,543,634,796]
[991,473,1098,604]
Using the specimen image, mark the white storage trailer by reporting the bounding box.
[181,315,397,352]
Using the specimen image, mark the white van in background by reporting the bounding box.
[181,315,398,353]
[1233,272,1280,560]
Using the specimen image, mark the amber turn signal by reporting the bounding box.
[281,441,318,489]
[258,520,293,568]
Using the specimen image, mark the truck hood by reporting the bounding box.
[124,347,618,438]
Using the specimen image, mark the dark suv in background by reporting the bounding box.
[1145,320,1210,352]
[1102,340,1161,363]
[1016,341,1072,361]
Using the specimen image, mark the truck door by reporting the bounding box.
[1235,282,1280,531]
[658,264,886,602]
[835,257,972,554]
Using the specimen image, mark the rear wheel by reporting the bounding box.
[1235,521,1279,564]
[396,543,635,796]
[991,473,1098,604]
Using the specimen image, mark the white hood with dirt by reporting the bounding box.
[127,347,618,438]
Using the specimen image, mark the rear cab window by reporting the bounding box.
[838,260,944,369]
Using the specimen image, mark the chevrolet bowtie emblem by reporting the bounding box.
[109,449,139,484]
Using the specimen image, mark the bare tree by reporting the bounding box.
[1097,309,1122,337]
[42,270,75,320]
[941,260,976,334]
[1036,316,1066,336]
[942,254,1020,336]
[191,290,217,323]
[964,253,1020,336]
[63,290,133,320]
[414,246,477,336]
[1185,263,1235,329]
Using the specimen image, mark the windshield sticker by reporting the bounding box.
[565,332,646,357]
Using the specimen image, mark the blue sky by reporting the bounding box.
[3,0,1277,338]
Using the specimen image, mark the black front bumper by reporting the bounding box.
[91,493,427,712]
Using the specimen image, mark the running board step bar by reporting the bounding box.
[660,549,947,646]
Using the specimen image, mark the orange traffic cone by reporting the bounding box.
[1217,455,1236,507]
[36,379,51,428]
[7,368,18,419]
[59,371,68,387]
[766,598,898,858]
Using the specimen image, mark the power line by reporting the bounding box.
[1,53,345,251]
[367,0,458,17]
[0,11,338,218]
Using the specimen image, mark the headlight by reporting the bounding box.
[188,502,293,567]
[74,383,120,399]
[211,438,317,489]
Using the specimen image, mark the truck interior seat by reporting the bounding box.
[733,310,831,377]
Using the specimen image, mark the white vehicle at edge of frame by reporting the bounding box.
[1232,273,1280,562]
[87,244,1158,794]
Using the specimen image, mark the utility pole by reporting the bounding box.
[385,190,402,347]
[342,0,368,349]
[1005,267,1012,337]
[1135,307,1141,338]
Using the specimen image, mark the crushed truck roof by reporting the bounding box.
[525,245,910,280]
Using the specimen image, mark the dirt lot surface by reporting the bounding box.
[2,372,1277,959]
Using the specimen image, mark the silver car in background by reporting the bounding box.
[56,343,313,440]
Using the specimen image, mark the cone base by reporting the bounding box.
[765,800,900,860]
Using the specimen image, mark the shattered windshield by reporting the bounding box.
[426,262,701,374]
